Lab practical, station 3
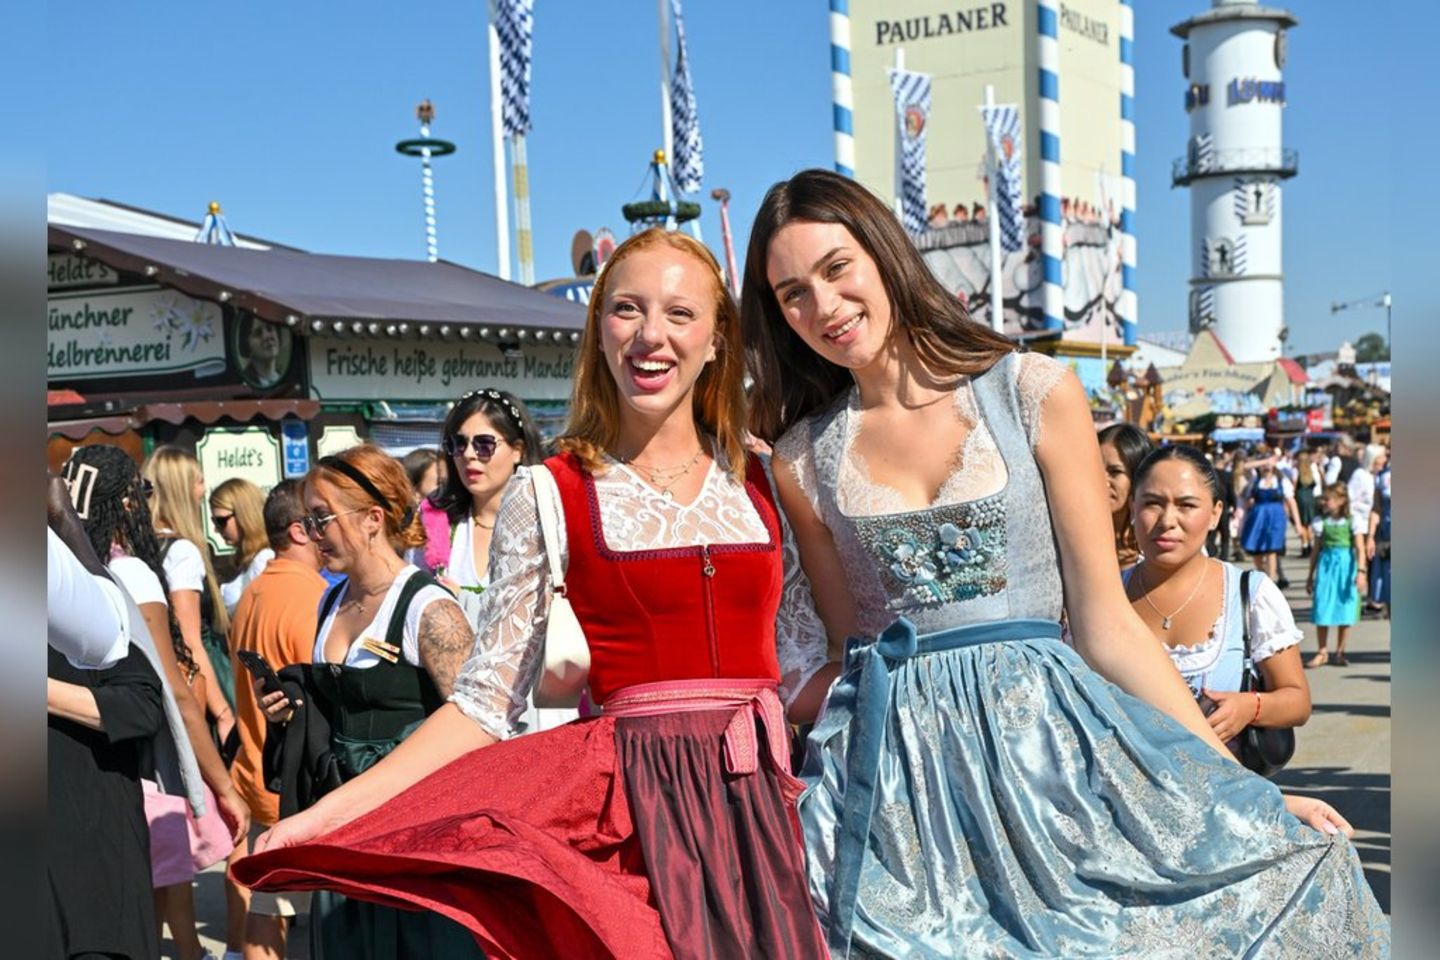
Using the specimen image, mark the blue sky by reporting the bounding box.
[46,1,1430,356]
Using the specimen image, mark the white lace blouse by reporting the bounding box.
[776,352,1070,519]
[449,451,831,741]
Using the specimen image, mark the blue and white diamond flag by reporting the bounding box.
[887,68,932,235]
[980,102,1025,252]
[669,0,704,195]
[494,0,534,137]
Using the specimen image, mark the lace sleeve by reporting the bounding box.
[761,458,831,707]
[1246,573,1302,662]
[1015,352,1070,449]
[448,468,563,740]
[773,423,823,521]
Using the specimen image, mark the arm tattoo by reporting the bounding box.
[418,600,475,699]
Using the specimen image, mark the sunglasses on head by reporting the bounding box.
[444,433,502,460]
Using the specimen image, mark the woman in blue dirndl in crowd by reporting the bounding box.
[1240,458,1300,588]
[742,170,1388,958]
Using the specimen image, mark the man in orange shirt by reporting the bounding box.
[226,479,326,960]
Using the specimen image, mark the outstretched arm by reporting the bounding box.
[254,471,546,853]
[1036,372,1238,760]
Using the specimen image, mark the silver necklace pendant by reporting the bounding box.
[1162,616,1173,630]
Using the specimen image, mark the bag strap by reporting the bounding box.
[315,579,348,641]
[529,464,567,594]
[384,570,453,653]
[1238,569,1255,693]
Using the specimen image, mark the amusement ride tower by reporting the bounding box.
[1172,0,1297,363]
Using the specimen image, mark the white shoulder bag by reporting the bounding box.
[528,464,591,708]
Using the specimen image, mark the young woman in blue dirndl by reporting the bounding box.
[742,169,1388,959]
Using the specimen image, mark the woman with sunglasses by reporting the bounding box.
[210,478,274,618]
[238,228,833,958]
[257,444,484,958]
[420,388,542,594]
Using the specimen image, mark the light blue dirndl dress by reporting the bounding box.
[779,354,1388,958]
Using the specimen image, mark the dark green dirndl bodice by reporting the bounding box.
[308,571,484,960]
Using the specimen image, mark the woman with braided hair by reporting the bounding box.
[64,443,250,960]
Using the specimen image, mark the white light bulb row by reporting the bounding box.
[303,319,581,344]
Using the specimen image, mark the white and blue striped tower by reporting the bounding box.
[1173,1,1298,363]
[830,0,855,177]
[1118,0,1138,345]
[1035,0,1064,332]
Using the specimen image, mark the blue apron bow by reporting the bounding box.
[818,617,1063,957]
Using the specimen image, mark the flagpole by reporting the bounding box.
[487,14,512,280]
[658,0,677,231]
[512,133,535,285]
[891,47,906,225]
[984,85,1004,333]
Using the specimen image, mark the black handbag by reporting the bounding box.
[1236,570,1296,778]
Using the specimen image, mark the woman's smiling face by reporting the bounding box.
[765,220,895,373]
[598,245,718,423]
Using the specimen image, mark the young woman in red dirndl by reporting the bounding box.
[234,229,838,959]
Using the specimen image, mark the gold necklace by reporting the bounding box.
[622,447,706,500]
[471,513,495,530]
[1136,558,1209,631]
[346,563,402,617]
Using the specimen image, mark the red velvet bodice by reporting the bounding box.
[547,452,784,704]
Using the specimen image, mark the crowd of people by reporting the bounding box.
[48,169,1389,959]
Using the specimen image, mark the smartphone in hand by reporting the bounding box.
[237,650,291,706]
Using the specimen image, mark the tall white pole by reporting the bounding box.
[658,0,674,165]
[983,85,1004,333]
[658,0,677,231]
[487,19,512,281]
[891,47,906,224]
[512,133,535,285]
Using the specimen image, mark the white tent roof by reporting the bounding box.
[47,193,274,250]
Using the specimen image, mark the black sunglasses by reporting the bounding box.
[444,432,502,460]
[301,508,365,539]
[210,511,235,531]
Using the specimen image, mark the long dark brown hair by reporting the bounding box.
[742,169,1016,442]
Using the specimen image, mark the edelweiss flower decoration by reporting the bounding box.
[887,534,938,587]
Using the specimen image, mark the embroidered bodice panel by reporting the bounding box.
[449,450,830,740]
[776,353,1068,637]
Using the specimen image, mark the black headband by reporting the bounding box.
[318,456,392,512]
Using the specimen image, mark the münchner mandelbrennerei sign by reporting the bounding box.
[48,287,226,380]
[308,336,577,402]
